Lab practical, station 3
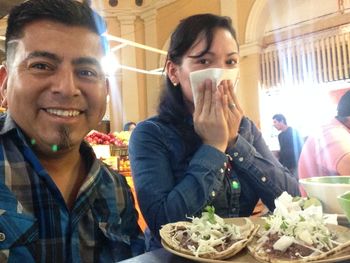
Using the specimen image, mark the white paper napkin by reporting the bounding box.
[189,68,239,106]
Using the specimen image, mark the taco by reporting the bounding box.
[248,192,350,262]
[159,206,259,260]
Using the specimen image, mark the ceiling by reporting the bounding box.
[0,0,167,74]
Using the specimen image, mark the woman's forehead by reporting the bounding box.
[188,29,238,56]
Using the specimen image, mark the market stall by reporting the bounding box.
[85,130,147,231]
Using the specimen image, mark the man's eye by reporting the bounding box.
[78,70,97,77]
[30,63,52,70]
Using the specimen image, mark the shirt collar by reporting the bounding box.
[0,113,18,135]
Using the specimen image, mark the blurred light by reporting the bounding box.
[102,53,119,75]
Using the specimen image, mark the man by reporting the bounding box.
[299,90,350,181]
[272,114,304,178]
[0,0,144,262]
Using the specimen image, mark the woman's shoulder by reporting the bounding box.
[135,116,164,131]
[132,115,176,140]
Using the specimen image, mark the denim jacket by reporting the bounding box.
[129,116,300,248]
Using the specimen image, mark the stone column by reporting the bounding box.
[105,15,123,132]
[239,42,262,127]
[140,9,163,117]
[118,15,140,126]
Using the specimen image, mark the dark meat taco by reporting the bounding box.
[160,206,259,260]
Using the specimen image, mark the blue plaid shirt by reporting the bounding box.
[0,113,144,262]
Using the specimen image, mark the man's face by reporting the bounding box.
[0,20,108,155]
[273,119,283,131]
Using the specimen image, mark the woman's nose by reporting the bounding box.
[214,61,228,69]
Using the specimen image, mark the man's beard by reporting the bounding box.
[57,125,72,150]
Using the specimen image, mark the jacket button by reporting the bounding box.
[261,176,267,182]
[0,232,5,242]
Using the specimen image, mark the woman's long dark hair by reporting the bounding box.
[157,14,238,150]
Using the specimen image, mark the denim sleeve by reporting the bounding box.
[227,119,300,211]
[129,120,228,240]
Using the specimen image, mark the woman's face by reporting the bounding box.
[169,28,239,107]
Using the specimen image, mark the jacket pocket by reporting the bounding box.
[0,209,38,249]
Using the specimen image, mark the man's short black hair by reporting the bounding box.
[5,0,108,62]
[272,114,287,125]
[337,90,350,117]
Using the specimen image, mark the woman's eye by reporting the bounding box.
[227,59,238,66]
[198,58,209,65]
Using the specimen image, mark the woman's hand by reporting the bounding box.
[219,80,243,145]
[193,79,229,153]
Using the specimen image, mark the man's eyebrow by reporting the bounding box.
[27,51,62,63]
[72,57,102,69]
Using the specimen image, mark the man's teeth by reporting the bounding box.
[46,109,80,117]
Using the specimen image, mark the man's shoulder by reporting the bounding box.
[0,113,7,131]
[99,163,128,185]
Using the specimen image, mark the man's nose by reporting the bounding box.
[51,68,81,96]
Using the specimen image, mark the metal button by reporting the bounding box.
[211,191,216,197]
[0,232,5,242]
[220,168,224,173]
[223,162,227,168]
[261,176,267,182]
[227,168,231,172]
[233,152,238,157]
[238,157,244,162]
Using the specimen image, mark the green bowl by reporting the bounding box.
[337,191,350,223]
[299,176,350,214]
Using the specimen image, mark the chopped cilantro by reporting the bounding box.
[204,206,216,224]
[280,221,288,230]
[264,223,271,230]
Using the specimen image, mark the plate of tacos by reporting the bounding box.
[159,193,350,262]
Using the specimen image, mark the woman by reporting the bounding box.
[129,13,300,249]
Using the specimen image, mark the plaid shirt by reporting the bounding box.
[0,114,144,262]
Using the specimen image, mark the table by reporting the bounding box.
[119,247,193,263]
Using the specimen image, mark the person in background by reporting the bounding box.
[272,114,304,178]
[123,121,137,132]
[129,13,300,250]
[298,90,350,183]
[0,0,144,262]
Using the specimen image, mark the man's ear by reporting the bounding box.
[0,65,8,108]
[165,60,179,86]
